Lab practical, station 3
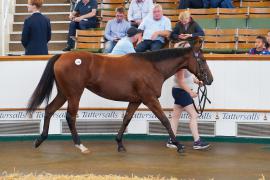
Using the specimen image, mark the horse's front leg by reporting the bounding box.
[143,97,185,154]
[116,102,141,152]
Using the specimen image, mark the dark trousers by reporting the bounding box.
[135,40,164,52]
[178,0,204,9]
[67,20,97,48]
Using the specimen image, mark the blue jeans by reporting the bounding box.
[135,40,164,52]
[67,20,97,48]
[205,0,234,8]
[103,41,117,53]
[179,0,204,9]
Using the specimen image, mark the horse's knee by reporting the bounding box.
[161,118,171,128]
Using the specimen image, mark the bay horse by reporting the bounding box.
[27,38,213,154]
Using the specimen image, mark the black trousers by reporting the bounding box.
[178,0,204,9]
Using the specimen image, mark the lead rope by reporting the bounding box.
[193,84,211,117]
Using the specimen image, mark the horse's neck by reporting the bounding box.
[152,57,187,80]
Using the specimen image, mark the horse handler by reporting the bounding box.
[166,69,210,150]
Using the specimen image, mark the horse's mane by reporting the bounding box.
[129,47,192,62]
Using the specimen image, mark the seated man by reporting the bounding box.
[170,11,204,47]
[103,7,130,54]
[248,35,268,55]
[111,27,142,55]
[135,4,172,52]
[63,0,98,51]
[128,0,153,27]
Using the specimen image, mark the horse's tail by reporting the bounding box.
[27,54,62,114]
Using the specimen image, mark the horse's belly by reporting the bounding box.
[86,83,140,102]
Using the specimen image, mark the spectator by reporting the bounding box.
[179,0,234,9]
[135,4,172,52]
[21,0,51,55]
[170,11,204,48]
[63,0,98,51]
[206,0,234,8]
[128,0,153,27]
[104,7,130,54]
[179,0,204,9]
[111,27,142,55]
[248,36,268,55]
[265,31,270,52]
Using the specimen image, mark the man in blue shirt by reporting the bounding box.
[111,27,142,55]
[104,7,130,53]
[63,0,98,51]
[135,4,172,52]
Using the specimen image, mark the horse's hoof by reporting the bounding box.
[33,140,39,148]
[177,148,185,154]
[81,149,90,154]
[118,146,126,152]
[75,144,90,154]
[34,138,42,148]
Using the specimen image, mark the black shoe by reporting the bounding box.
[62,46,72,51]
[193,138,210,150]
[166,138,185,149]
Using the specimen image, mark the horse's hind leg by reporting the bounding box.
[143,97,184,154]
[116,102,141,152]
[66,96,89,154]
[34,92,66,148]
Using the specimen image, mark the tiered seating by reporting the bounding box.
[9,0,70,54]
[202,29,269,54]
[75,29,104,53]
[203,29,236,53]
[217,8,248,29]
[101,0,126,9]
[236,29,269,53]
[248,8,270,28]
[188,9,217,29]
[9,0,270,54]
[155,0,179,9]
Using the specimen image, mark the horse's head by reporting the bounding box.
[186,37,213,85]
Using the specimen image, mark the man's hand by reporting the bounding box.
[74,17,83,22]
[136,19,142,24]
[178,34,192,40]
[151,32,159,40]
[113,37,120,42]
[69,14,75,21]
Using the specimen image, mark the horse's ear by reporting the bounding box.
[192,36,203,50]
[195,37,203,46]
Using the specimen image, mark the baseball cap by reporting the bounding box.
[127,27,143,37]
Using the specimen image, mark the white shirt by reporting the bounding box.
[110,37,136,55]
[174,69,195,90]
[128,0,153,21]
[138,15,172,43]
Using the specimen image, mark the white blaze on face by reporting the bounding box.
[75,59,82,66]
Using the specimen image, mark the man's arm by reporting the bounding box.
[21,19,30,48]
[79,9,97,19]
[104,21,115,41]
